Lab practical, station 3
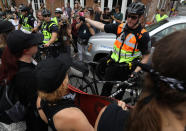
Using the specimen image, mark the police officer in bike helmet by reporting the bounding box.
[18,5,35,34]
[40,9,60,57]
[52,8,63,27]
[81,2,151,100]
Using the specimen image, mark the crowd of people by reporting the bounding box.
[0,1,186,131]
[0,0,125,61]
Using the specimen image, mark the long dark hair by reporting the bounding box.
[0,46,23,84]
[127,30,186,131]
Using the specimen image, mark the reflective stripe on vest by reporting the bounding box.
[42,22,58,44]
[22,17,32,31]
[156,14,168,22]
[52,17,58,26]
[111,23,147,63]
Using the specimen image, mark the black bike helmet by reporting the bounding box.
[19,5,29,12]
[127,2,145,15]
[42,9,51,16]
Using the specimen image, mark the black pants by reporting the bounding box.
[72,35,78,53]
[101,62,134,100]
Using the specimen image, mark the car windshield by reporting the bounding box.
[145,20,168,32]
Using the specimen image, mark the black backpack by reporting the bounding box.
[0,67,31,123]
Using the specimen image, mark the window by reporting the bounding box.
[34,0,39,10]
[145,20,168,32]
[152,23,186,44]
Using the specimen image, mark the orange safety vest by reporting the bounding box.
[111,23,147,63]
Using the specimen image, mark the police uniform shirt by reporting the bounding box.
[19,14,35,28]
[104,23,151,55]
[47,21,58,33]
[39,21,59,33]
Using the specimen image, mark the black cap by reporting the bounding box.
[7,30,43,55]
[0,20,14,33]
[36,54,72,93]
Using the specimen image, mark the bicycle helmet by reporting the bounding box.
[42,9,51,16]
[55,8,62,14]
[127,2,145,15]
[19,5,29,12]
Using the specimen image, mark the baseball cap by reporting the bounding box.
[0,20,14,33]
[7,30,43,55]
[36,54,72,93]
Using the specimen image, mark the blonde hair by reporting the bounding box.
[38,83,69,102]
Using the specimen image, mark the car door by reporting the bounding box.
[151,23,186,46]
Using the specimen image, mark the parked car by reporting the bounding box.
[84,16,186,62]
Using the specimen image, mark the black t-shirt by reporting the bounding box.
[78,23,93,40]
[19,14,35,28]
[98,103,130,131]
[12,61,37,106]
[102,14,111,24]
[104,23,151,55]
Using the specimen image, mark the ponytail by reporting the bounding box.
[0,47,22,83]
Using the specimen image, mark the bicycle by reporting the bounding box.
[34,44,62,62]
[69,59,143,105]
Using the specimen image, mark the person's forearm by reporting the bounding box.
[76,21,83,30]
[134,54,150,72]
[48,33,57,45]
[114,18,122,24]
[103,19,110,22]
[85,18,105,31]
[88,27,95,36]
[18,24,22,30]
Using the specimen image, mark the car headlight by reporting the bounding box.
[88,43,92,52]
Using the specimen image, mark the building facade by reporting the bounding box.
[0,0,174,22]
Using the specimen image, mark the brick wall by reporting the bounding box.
[46,0,64,16]
[15,0,28,7]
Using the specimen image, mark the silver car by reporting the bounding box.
[85,16,186,62]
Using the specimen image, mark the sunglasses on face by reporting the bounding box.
[127,15,138,20]
[43,15,50,17]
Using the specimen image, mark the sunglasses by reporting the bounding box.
[127,15,138,20]
[43,15,50,17]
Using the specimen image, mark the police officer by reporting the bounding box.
[40,9,59,57]
[81,2,151,99]
[52,8,63,27]
[18,5,35,34]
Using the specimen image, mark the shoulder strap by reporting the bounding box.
[131,27,145,56]
[116,23,126,39]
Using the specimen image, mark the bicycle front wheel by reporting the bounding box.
[69,75,96,94]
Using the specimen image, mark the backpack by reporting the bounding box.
[0,67,32,123]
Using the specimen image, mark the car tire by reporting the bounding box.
[95,57,108,80]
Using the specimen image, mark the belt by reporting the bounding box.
[107,58,134,70]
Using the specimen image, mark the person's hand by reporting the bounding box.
[44,43,50,47]
[86,22,91,28]
[58,21,63,26]
[80,16,85,22]
[111,15,114,19]
[118,101,128,110]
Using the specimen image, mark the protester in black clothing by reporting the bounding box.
[95,30,186,131]
[0,30,48,131]
[100,7,111,24]
[59,23,72,55]
[76,11,95,61]
[36,54,94,131]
